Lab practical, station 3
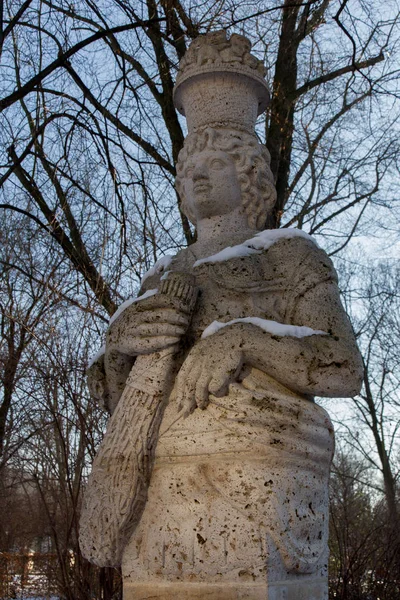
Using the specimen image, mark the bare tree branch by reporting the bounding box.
[0,18,165,113]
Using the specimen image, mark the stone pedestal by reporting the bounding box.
[123,579,328,599]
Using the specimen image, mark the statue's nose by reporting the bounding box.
[193,162,208,180]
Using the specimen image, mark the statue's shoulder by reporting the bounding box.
[138,248,194,293]
[260,229,325,255]
[261,230,338,285]
[226,230,338,293]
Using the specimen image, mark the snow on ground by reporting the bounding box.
[202,317,327,339]
[194,228,317,267]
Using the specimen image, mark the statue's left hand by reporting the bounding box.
[175,334,243,416]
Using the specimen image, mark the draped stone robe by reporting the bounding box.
[121,235,344,599]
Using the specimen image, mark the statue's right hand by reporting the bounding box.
[106,294,191,356]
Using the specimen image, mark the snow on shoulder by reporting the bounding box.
[109,289,158,326]
[88,345,106,369]
[141,255,173,284]
[201,317,327,339]
[194,228,317,267]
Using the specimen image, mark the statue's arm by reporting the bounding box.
[237,278,363,397]
[88,277,191,413]
[176,277,363,415]
[87,349,134,415]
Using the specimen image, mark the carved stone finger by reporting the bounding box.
[195,371,212,409]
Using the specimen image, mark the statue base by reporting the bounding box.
[123,579,328,599]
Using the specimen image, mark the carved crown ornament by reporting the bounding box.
[173,31,270,135]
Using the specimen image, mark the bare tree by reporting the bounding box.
[329,449,400,599]
[341,262,400,522]
[1,2,399,597]
[1,0,399,320]
[0,300,122,598]
[0,210,122,598]
[0,217,52,468]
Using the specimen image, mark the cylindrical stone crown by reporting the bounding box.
[173,31,270,134]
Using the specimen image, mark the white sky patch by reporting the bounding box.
[194,228,318,267]
[88,345,106,369]
[346,234,400,261]
[201,317,327,339]
[141,255,173,284]
[109,289,158,326]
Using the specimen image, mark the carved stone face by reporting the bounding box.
[180,150,242,223]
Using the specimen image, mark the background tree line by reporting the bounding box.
[0,0,399,598]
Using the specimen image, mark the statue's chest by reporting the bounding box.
[170,251,293,337]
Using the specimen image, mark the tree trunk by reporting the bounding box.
[266,0,302,229]
[363,367,398,522]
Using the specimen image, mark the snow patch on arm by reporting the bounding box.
[141,255,173,284]
[88,345,106,369]
[194,228,317,267]
[109,289,158,325]
[201,317,327,339]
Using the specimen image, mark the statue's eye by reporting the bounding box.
[210,159,225,170]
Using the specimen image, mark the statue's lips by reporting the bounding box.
[193,182,211,193]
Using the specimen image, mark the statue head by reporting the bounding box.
[176,127,276,230]
[174,32,275,231]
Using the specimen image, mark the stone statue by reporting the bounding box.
[80,31,363,600]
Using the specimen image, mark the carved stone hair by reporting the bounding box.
[175,127,276,230]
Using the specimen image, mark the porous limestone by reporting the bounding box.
[81,30,363,599]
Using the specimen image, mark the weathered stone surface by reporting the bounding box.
[123,580,328,599]
[79,30,363,598]
[174,31,269,135]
